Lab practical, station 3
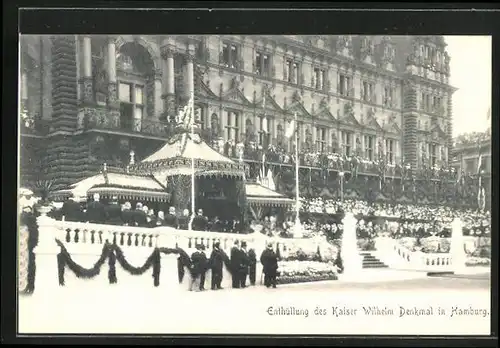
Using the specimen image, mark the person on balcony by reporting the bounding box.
[61,193,83,222]
[86,193,106,224]
[121,202,134,226]
[209,216,223,232]
[208,241,224,290]
[178,209,190,230]
[156,210,166,226]
[192,209,208,231]
[133,203,148,227]
[104,196,122,226]
[260,243,279,289]
[164,206,178,228]
[147,208,157,228]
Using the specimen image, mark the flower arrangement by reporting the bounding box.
[277,260,339,284]
[465,257,490,267]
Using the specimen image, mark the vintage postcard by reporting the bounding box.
[18,32,491,336]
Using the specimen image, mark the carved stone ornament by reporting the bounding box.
[320,97,327,109]
[360,37,374,60]
[292,90,301,103]
[344,102,354,118]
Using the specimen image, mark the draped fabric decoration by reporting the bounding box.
[20,212,39,294]
[171,174,192,213]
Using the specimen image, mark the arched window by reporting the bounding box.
[116,42,155,132]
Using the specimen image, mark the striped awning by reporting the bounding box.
[245,183,294,207]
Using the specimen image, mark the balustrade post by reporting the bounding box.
[340,212,362,278]
[33,207,63,292]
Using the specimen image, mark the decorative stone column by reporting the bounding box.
[172,175,193,215]
[153,69,163,119]
[161,46,175,120]
[185,49,195,100]
[360,134,365,158]
[106,36,118,108]
[81,35,93,103]
[340,212,362,279]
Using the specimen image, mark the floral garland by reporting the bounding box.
[55,239,258,287]
[56,240,186,287]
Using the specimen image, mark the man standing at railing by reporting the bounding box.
[86,193,106,224]
[61,193,83,222]
[104,196,122,225]
[192,209,208,231]
[164,206,178,228]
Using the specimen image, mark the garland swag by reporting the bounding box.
[56,240,185,287]
[56,240,258,287]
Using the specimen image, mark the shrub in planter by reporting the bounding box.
[465,257,491,267]
[472,245,491,259]
[357,238,375,251]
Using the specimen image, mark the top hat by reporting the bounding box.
[241,241,247,248]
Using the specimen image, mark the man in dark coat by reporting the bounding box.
[164,206,178,228]
[133,203,148,227]
[104,196,123,225]
[260,243,279,288]
[121,202,134,226]
[86,193,106,223]
[61,193,83,222]
[247,248,257,286]
[238,241,250,288]
[177,209,190,230]
[192,209,208,231]
[209,241,225,290]
[230,240,241,288]
[190,244,208,291]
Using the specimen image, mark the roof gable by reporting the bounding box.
[286,101,310,117]
[197,80,218,98]
[254,93,283,113]
[340,110,360,127]
[430,123,447,140]
[222,87,252,106]
[314,106,336,121]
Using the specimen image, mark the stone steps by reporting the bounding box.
[359,251,389,269]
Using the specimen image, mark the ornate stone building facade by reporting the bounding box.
[20,35,461,205]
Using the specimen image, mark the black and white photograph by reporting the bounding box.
[17,31,491,335]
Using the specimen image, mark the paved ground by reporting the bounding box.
[19,269,491,336]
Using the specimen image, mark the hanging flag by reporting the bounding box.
[285,119,296,138]
[262,117,268,134]
[267,168,276,191]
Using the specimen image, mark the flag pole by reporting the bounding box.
[189,86,196,230]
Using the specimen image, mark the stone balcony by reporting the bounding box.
[77,106,173,139]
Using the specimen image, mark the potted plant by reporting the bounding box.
[32,179,56,215]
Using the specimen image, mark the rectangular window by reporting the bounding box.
[135,86,144,105]
[286,59,299,84]
[429,143,437,167]
[315,127,327,152]
[226,111,240,143]
[339,74,351,96]
[222,42,239,69]
[341,131,352,156]
[314,67,326,90]
[256,51,271,77]
[383,85,393,107]
[386,139,395,164]
[364,135,375,161]
[133,106,143,132]
[362,81,374,102]
[119,83,132,103]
